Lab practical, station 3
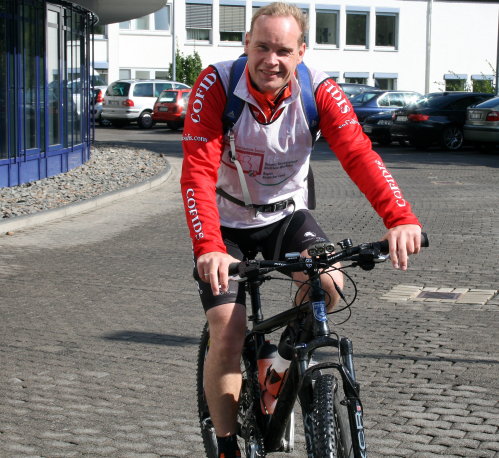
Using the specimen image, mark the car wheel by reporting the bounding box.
[167,121,180,131]
[138,111,154,129]
[441,126,464,151]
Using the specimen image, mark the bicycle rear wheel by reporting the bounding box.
[196,323,218,458]
[312,374,354,458]
[197,324,265,457]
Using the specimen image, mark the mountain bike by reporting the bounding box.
[196,233,429,457]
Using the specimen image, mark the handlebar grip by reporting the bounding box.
[380,232,429,254]
[228,262,241,276]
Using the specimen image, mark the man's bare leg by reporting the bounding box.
[204,302,247,436]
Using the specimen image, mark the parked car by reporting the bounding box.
[351,90,421,123]
[152,88,191,130]
[102,79,190,128]
[463,96,499,152]
[362,111,399,146]
[92,87,104,124]
[338,82,377,99]
[390,92,495,150]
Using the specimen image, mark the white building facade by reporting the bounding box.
[94,0,499,95]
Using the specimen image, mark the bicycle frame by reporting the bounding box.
[242,267,367,457]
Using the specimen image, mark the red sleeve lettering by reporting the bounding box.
[316,79,421,229]
[180,66,228,258]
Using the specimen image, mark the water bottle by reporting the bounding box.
[258,326,297,415]
[257,340,278,414]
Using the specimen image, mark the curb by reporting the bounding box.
[0,163,172,233]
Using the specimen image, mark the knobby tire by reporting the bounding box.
[312,374,354,458]
[196,324,218,458]
[197,324,265,457]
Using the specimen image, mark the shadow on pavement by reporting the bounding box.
[103,330,199,346]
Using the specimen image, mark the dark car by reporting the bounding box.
[362,111,399,146]
[152,88,191,130]
[463,96,499,152]
[338,82,377,99]
[390,92,495,150]
[351,90,421,123]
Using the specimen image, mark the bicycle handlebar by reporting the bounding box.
[229,232,429,278]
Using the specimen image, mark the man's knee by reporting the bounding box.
[206,303,246,352]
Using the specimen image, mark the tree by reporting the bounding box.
[168,50,203,87]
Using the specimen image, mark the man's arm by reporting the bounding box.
[316,79,422,268]
[180,67,239,294]
[180,66,227,257]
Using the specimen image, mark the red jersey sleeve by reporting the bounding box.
[316,79,422,229]
[180,66,228,258]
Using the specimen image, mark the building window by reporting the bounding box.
[374,73,398,90]
[376,13,397,47]
[93,23,106,36]
[346,11,368,47]
[471,75,494,93]
[156,70,169,79]
[135,15,150,31]
[1,0,93,187]
[119,7,171,32]
[444,74,467,91]
[375,78,396,90]
[316,10,338,46]
[135,70,150,79]
[47,8,61,147]
[220,5,245,43]
[119,68,131,79]
[186,3,212,42]
[345,77,367,84]
[344,72,369,85]
[154,6,171,31]
[0,6,8,159]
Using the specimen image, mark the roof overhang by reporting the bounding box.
[71,0,167,25]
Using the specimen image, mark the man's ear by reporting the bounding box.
[244,32,251,54]
[297,42,306,64]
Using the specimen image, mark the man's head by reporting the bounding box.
[244,2,307,97]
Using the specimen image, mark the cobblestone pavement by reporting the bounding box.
[0,128,498,457]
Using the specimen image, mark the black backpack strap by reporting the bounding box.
[222,56,248,134]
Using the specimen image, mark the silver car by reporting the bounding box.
[464,96,499,151]
[102,79,190,129]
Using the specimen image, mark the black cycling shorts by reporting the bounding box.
[193,210,330,312]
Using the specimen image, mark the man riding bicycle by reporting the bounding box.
[180,3,422,456]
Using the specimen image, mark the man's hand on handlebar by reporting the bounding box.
[197,251,240,295]
[383,224,422,271]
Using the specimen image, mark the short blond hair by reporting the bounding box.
[250,2,308,45]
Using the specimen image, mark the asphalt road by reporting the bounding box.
[1,125,498,457]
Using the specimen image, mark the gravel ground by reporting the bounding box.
[1,144,169,219]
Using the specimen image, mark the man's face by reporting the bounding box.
[244,15,306,97]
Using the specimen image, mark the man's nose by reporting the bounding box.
[264,52,278,65]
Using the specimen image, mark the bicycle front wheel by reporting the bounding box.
[312,374,354,458]
[196,323,218,458]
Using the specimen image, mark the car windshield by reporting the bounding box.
[106,82,130,97]
[351,92,380,104]
[158,91,178,103]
